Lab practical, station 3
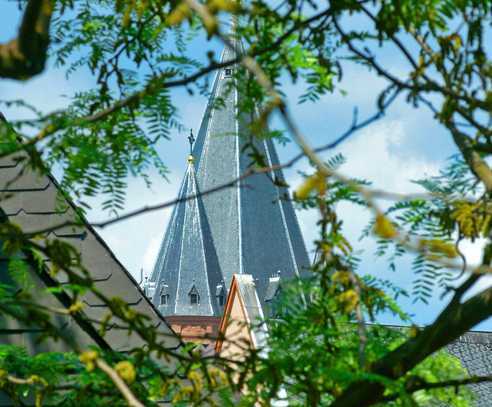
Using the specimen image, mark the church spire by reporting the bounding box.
[149,38,310,317]
[150,143,222,316]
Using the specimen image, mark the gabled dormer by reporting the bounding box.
[265,274,281,303]
[216,283,226,307]
[188,285,200,305]
[159,284,170,306]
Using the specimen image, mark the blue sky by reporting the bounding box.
[1,2,490,329]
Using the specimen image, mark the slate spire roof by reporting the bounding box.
[148,37,310,317]
[149,155,222,316]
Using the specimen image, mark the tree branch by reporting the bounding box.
[449,125,492,193]
[331,281,492,407]
[0,0,53,79]
[408,375,492,392]
[3,5,335,158]
[380,374,492,403]
[349,272,368,370]
[95,359,144,407]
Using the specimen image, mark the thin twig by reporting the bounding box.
[349,272,367,370]
[95,359,144,407]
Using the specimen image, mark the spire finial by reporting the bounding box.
[187,129,195,163]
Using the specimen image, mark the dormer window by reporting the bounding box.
[189,285,200,305]
[265,275,281,303]
[216,283,225,306]
[159,283,169,305]
[224,68,232,77]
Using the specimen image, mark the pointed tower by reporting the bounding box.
[147,36,310,340]
[150,152,223,317]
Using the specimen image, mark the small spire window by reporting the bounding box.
[216,283,225,306]
[189,285,200,305]
[159,283,169,305]
[160,293,169,305]
[224,68,232,77]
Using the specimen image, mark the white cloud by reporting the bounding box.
[87,171,180,280]
[142,235,164,276]
[0,67,93,122]
[339,120,440,193]
[294,119,441,254]
[459,238,486,266]
[456,238,492,302]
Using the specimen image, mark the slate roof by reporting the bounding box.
[446,331,492,406]
[149,157,222,316]
[0,148,180,353]
[149,37,310,317]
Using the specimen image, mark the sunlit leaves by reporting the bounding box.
[79,350,98,372]
[7,258,32,291]
[451,200,492,240]
[418,238,458,259]
[374,214,398,239]
[368,156,484,303]
[256,277,470,406]
[294,171,327,199]
[166,3,192,26]
[1,0,491,405]
[115,361,136,384]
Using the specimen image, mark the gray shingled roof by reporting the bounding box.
[367,326,492,406]
[0,152,180,353]
[149,158,222,316]
[149,38,310,317]
[447,331,492,406]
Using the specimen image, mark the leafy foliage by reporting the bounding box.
[367,156,484,303]
[247,277,473,406]
[1,0,492,406]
